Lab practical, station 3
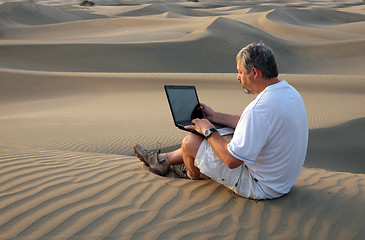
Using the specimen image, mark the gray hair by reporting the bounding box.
[236,43,278,79]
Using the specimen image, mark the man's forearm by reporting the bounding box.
[211,112,240,128]
[207,132,243,169]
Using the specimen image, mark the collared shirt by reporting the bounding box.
[227,80,308,198]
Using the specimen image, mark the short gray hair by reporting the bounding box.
[236,43,278,79]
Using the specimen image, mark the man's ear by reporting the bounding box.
[252,67,260,79]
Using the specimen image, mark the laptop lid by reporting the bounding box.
[164,85,203,131]
[164,85,234,136]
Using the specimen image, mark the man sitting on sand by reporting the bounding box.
[133,43,308,200]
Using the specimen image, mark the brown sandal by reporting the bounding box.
[171,163,210,180]
[133,144,170,176]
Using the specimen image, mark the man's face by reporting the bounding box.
[236,62,252,94]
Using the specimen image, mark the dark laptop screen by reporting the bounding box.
[164,85,203,125]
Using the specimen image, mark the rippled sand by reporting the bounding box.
[1,0,365,239]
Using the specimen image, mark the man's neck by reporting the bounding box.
[257,77,280,93]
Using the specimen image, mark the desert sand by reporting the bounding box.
[0,0,365,239]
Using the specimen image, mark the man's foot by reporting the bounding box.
[133,144,170,176]
[171,163,189,179]
[171,163,210,180]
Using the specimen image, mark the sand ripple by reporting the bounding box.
[1,0,365,239]
[1,149,364,239]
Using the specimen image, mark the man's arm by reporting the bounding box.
[200,103,240,128]
[207,131,243,169]
[185,118,243,169]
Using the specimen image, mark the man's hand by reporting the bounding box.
[186,117,243,169]
[200,103,216,122]
[185,118,215,135]
[201,103,240,129]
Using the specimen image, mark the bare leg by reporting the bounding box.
[181,133,204,179]
[166,148,183,165]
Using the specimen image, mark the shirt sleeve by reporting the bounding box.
[227,108,270,162]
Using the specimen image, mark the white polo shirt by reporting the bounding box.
[227,80,308,198]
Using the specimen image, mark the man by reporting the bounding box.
[133,43,308,200]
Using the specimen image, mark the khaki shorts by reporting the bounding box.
[194,135,267,200]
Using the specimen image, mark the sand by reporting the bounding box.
[0,0,364,239]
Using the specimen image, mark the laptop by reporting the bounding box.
[164,85,234,136]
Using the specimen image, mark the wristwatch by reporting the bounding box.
[204,128,217,139]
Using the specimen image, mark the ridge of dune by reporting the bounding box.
[327,21,365,36]
[117,2,214,17]
[266,8,365,26]
[0,16,206,43]
[206,15,277,44]
[157,11,186,18]
[257,11,365,43]
[0,1,105,26]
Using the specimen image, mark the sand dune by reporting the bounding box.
[1,0,365,239]
[0,1,104,26]
[117,2,215,17]
[0,17,207,43]
[1,149,364,239]
[1,0,365,74]
[266,8,365,26]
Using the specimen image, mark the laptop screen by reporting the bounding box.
[164,85,204,125]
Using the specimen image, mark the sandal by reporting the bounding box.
[171,163,210,180]
[133,144,170,176]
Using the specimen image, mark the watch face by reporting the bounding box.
[204,129,212,137]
